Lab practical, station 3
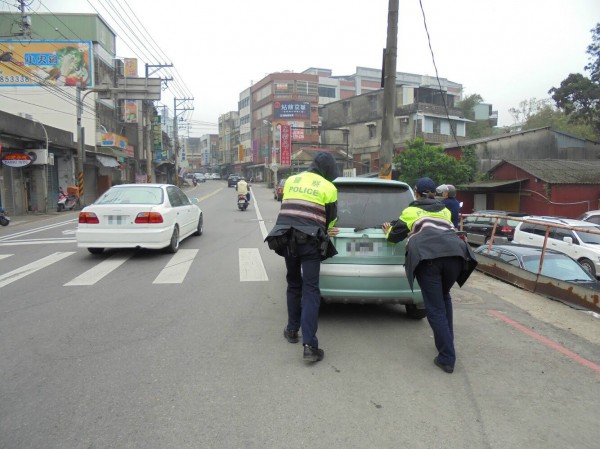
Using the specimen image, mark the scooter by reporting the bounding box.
[57,187,79,212]
[237,193,249,211]
[0,207,9,226]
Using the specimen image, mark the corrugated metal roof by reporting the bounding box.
[497,159,600,184]
[459,179,528,190]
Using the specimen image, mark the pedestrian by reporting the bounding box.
[265,152,340,363]
[382,177,477,374]
[436,184,461,227]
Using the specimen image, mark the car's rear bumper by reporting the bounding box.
[319,263,423,305]
[76,226,172,249]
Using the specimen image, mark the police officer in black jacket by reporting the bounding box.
[265,152,339,363]
[383,177,477,374]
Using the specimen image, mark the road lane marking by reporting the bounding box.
[0,219,77,241]
[488,310,600,373]
[0,254,13,260]
[252,192,269,240]
[0,252,75,288]
[153,249,198,284]
[64,253,131,286]
[0,238,76,246]
[239,248,268,281]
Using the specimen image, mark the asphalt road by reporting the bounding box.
[1,181,599,449]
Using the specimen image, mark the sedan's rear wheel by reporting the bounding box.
[165,226,180,253]
[87,247,104,255]
[579,258,596,277]
[194,215,203,236]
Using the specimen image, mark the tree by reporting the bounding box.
[549,23,600,138]
[393,138,475,187]
[521,104,597,140]
[508,98,551,126]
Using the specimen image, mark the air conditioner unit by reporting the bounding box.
[19,112,33,120]
[26,149,49,165]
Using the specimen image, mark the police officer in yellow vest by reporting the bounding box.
[265,152,339,362]
[382,177,477,374]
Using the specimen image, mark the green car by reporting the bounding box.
[319,177,426,319]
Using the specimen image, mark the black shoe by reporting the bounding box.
[283,328,299,344]
[303,344,324,362]
[434,356,454,374]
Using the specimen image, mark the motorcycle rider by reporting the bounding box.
[236,177,250,202]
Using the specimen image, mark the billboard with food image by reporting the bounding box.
[0,40,94,87]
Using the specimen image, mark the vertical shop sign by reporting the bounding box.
[280,125,291,165]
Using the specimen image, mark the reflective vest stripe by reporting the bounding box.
[279,209,326,224]
[282,199,326,213]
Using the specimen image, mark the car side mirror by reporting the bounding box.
[563,236,573,244]
[191,198,199,205]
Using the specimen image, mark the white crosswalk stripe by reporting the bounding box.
[64,253,132,286]
[0,252,75,288]
[1,247,269,287]
[153,249,198,284]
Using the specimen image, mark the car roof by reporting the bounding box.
[476,243,566,257]
[522,216,599,227]
[110,183,172,188]
[333,177,411,188]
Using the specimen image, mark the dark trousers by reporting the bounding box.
[415,256,463,367]
[284,240,322,348]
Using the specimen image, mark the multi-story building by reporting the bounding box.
[320,69,469,175]
[218,111,239,176]
[0,12,135,211]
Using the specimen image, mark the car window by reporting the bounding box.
[497,250,520,266]
[574,226,600,244]
[552,228,576,243]
[587,216,600,225]
[95,187,163,205]
[522,254,593,281]
[336,184,413,228]
[167,186,185,207]
[505,219,521,227]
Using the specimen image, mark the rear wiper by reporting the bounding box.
[353,225,383,232]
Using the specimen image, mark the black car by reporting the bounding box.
[227,174,241,188]
[462,210,528,245]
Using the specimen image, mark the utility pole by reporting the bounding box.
[379,0,398,179]
[173,97,194,186]
[144,63,172,183]
[17,0,32,38]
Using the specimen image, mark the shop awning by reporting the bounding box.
[96,154,120,168]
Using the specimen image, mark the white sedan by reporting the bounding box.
[76,184,203,255]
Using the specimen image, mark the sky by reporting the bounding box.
[8,0,600,134]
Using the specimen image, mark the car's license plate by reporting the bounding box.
[346,239,384,256]
[107,215,126,224]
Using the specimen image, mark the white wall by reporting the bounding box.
[0,86,97,146]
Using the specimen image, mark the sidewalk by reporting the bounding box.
[3,210,79,228]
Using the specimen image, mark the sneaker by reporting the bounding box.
[434,356,454,374]
[303,344,324,362]
[283,328,299,344]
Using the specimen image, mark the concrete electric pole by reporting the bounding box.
[379,0,399,179]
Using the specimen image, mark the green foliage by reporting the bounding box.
[549,23,600,138]
[522,104,597,140]
[393,138,475,187]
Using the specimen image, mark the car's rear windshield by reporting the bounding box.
[335,184,413,228]
[95,187,164,205]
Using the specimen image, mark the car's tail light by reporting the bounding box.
[500,226,513,234]
[135,212,164,224]
[79,212,99,224]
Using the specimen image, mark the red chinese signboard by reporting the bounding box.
[280,125,291,166]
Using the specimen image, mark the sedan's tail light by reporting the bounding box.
[500,226,513,234]
[79,212,99,224]
[135,212,164,224]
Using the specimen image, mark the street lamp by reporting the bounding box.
[263,119,278,188]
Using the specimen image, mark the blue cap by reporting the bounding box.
[415,177,437,194]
